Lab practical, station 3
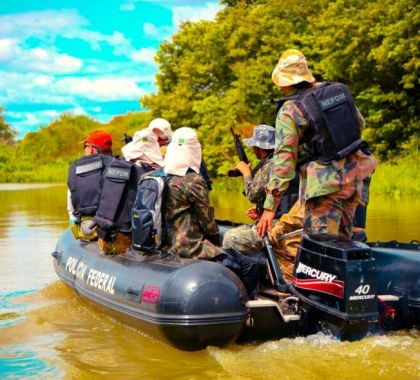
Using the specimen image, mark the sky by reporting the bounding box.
[0,0,222,138]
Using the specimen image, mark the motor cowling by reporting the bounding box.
[291,234,378,340]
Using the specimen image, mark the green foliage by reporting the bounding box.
[370,151,420,198]
[0,111,150,182]
[142,0,419,174]
[1,0,418,194]
[0,107,17,145]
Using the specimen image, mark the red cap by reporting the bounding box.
[82,130,113,150]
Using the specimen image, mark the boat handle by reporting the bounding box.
[127,287,140,296]
[51,251,60,259]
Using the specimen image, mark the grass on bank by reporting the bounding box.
[370,152,419,198]
[0,151,418,198]
[214,152,420,198]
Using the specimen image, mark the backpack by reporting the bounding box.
[131,171,168,252]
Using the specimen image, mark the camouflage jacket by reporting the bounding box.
[164,171,222,259]
[264,91,377,211]
[243,156,272,206]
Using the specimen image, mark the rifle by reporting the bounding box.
[122,133,133,144]
[227,127,249,177]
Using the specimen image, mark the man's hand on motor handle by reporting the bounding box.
[256,209,275,237]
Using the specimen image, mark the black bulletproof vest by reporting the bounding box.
[94,157,139,233]
[68,154,110,217]
[279,82,362,163]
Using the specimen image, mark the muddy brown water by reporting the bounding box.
[0,184,419,379]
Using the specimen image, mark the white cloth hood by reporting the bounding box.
[164,127,201,176]
[148,118,173,142]
[121,129,164,167]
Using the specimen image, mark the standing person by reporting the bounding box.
[257,49,377,240]
[163,127,258,298]
[223,124,298,254]
[121,129,164,175]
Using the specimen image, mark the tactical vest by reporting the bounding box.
[94,157,139,233]
[68,154,111,217]
[278,82,362,163]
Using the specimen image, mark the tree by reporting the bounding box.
[141,0,419,173]
[0,107,16,145]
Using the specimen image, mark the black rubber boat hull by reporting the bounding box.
[53,228,249,351]
[370,241,420,327]
[53,226,420,350]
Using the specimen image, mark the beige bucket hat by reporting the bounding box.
[272,49,315,87]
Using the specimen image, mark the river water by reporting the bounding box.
[0,184,419,380]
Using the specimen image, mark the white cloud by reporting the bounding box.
[16,47,83,73]
[143,23,173,40]
[0,72,73,104]
[55,77,144,101]
[7,108,93,137]
[0,9,140,62]
[130,47,157,63]
[143,23,160,38]
[0,10,87,39]
[64,29,134,55]
[120,3,136,12]
[88,106,102,113]
[172,3,222,27]
[0,38,18,62]
[7,110,60,132]
[0,71,146,105]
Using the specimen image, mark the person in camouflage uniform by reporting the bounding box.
[257,49,377,243]
[164,173,222,259]
[223,124,299,253]
[163,127,221,259]
[163,127,259,297]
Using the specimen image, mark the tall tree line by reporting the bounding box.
[142,0,419,175]
[0,0,418,180]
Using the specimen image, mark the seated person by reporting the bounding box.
[223,124,299,255]
[121,129,164,175]
[67,130,113,239]
[148,117,213,190]
[163,127,258,298]
[148,117,173,148]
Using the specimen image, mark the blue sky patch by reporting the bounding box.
[0,0,222,138]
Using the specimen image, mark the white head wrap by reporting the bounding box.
[164,127,201,176]
[148,118,173,143]
[121,129,164,168]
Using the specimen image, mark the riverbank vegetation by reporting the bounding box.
[0,0,418,197]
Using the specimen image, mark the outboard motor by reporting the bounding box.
[291,234,378,340]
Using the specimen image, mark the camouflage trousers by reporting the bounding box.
[222,200,305,281]
[222,224,264,254]
[304,181,361,239]
[196,239,225,259]
[270,200,305,281]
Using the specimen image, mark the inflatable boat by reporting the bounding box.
[53,226,420,350]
